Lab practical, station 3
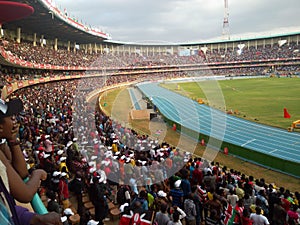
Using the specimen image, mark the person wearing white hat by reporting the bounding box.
[89,176,109,225]
[87,219,99,225]
[58,156,69,176]
[170,179,184,208]
[57,150,64,156]
[63,208,74,216]
[59,169,70,209]
[72,138,79,152]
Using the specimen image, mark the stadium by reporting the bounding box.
[0,0,300,225]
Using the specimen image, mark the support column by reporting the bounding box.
[40,35,44,47]
[111,45,114,55]
[0,24,3,37]
[67,41,70,52]
[73,42,76,53]
[33,33,37,46]
[16,27,21,43]
[89,43,92,54]
[94,43,98,54]
[54,38,58,51]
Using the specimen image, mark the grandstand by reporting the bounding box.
[1,0,300,224]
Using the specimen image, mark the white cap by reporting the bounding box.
[53,171,61,177]
[61,216,68,223]
[57,150,64,155]
[61,172,67,177]
[87,219,99,225]
[63,208,74,216]
[157,190,167,197]
[67,141,73,147]
[119,203,129,213]
[91,155,98,160]
[89,167,96,173]
[60,157,67,162]
[174,180,181,188]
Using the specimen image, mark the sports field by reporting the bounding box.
[161,77,300,130]
[98,83,300,192]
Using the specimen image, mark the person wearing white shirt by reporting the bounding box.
[250,206,270,225]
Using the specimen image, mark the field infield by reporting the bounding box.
[161,77,300,130]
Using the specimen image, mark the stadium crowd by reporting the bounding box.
[0,71,299,225]
[1,38,300,69]
[0,35,299,225]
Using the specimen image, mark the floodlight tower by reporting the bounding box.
[222,0,230,40]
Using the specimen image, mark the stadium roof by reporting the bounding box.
[2,0,111,45]
[2,0,300,47]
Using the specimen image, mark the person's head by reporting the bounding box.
[255,206,262,215]
[46,190,56,200]
[0,98,23,139]
[242,208,250,218]
[172,210,180,222]
[139,190,147,199]
[237,199,244,207]
[160,202,168,213]
[291,204,298,212]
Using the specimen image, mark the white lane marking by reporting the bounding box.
[241,139,256,147]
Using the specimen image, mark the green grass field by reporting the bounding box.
[161,77,300,130]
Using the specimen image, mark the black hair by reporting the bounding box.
[172,210,180,222]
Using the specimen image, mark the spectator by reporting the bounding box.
[184,193,197,225]
[155,202,171,225]
[170,179,184,208]
[249,206,270,225]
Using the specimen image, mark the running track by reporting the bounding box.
[137,82,300,164]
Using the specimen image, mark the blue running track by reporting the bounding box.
[137,82,300,164]
[128,88,142,110]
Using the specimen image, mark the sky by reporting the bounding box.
[54,0,300,44]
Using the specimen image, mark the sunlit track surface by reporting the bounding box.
[137,82,300,164]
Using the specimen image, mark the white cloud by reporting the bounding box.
[56,0,300,43]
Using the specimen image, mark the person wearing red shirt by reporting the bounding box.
[58,172,70,209]
[241,208,253,225]
[191,164,203,186]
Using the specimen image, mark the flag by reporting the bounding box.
[284,108,291,118]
